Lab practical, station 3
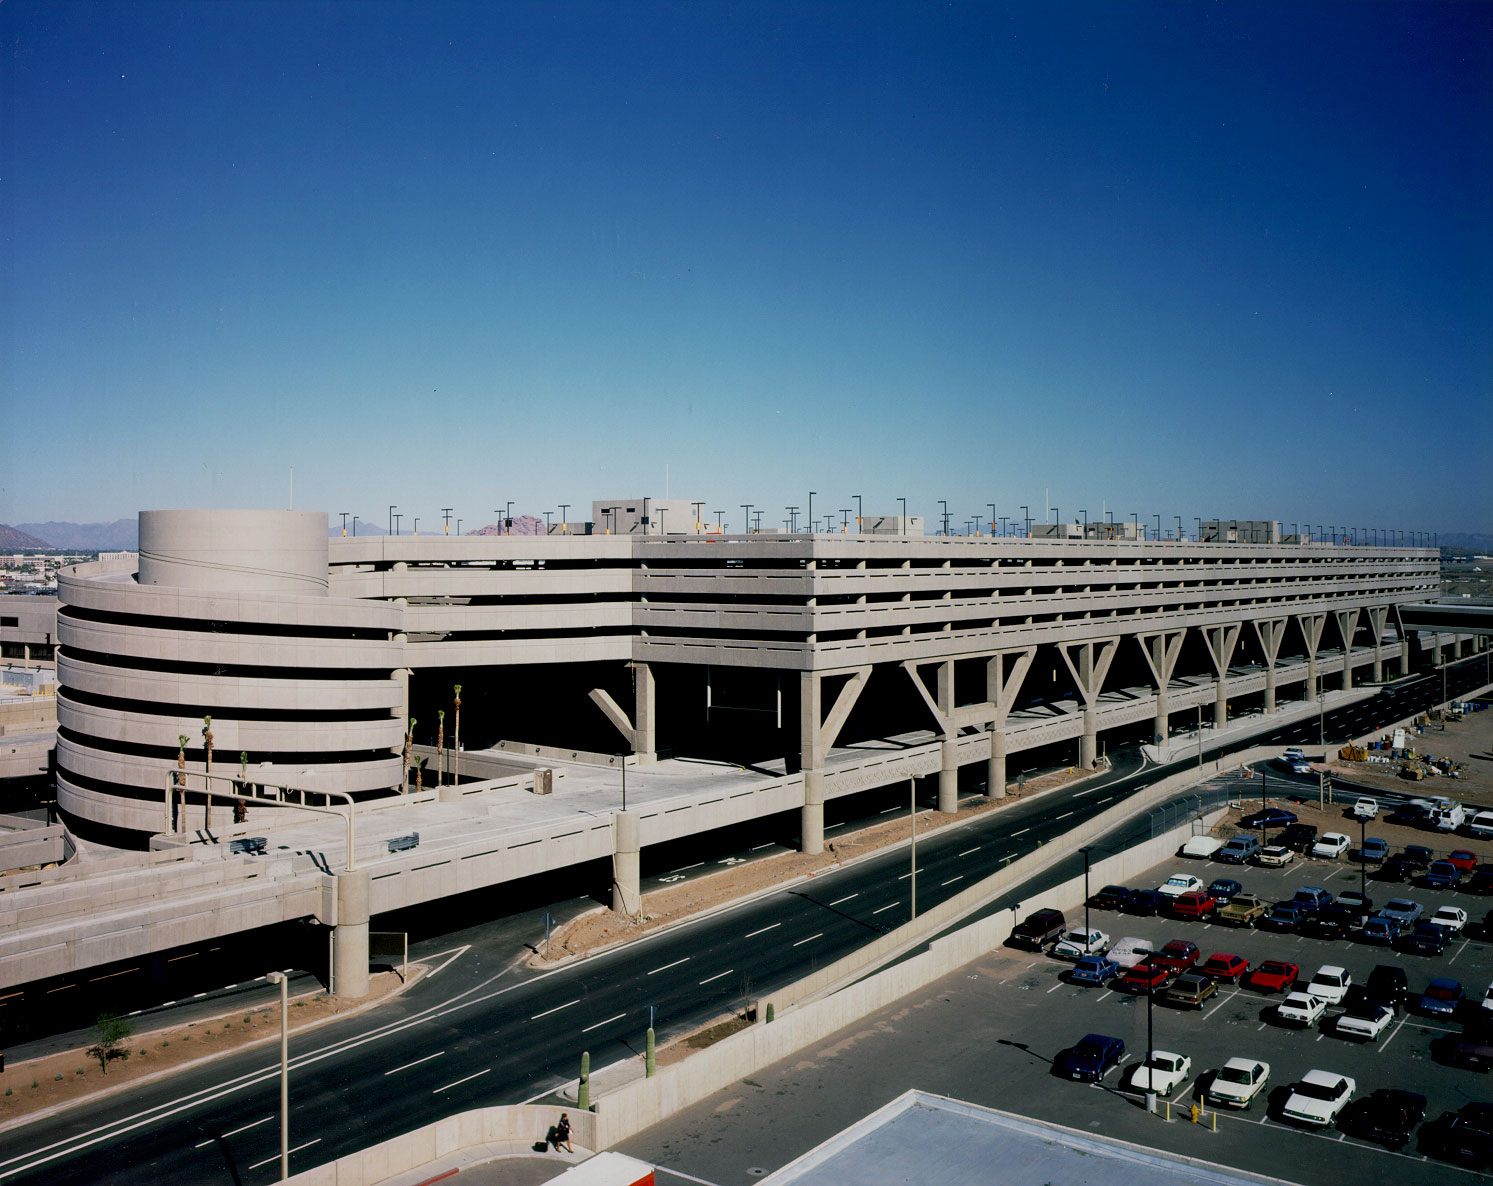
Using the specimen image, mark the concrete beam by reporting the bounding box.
[1200,622,1241,729]
[1251,617,1288,713]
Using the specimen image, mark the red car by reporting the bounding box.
[1198,952,1250,984]
[1116,959,1171,994]
[1448,850,1479,873]
[1245,959,1299,993]
[1150,939,1201,974]
[1170,891,1219,920]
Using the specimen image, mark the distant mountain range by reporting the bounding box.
[1440,532,1493,552]
[0,524,55,549]
[11,520,138,550]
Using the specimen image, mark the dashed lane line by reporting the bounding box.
[744,923,780,939]
[698,970,733,986]
[582,1013,626,1033]
[530,1000,579,1021]
[194,1116,272,1147]
[248,1139,320,1172]
[792,933,823,947]
[647,958,690,976]
[384,1051,445,1076]
[434,1069,490,1093]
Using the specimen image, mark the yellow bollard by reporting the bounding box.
[1212,1111,1217,1132]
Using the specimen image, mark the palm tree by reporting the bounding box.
[401,717,417,794]
[437,710,446,787]
[234,751,248,824]
[177,734,189,831]
[452,685,462,787]
[415,755,427,794]
[201,716,214,829]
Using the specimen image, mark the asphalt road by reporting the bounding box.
[2,657,1488,1184]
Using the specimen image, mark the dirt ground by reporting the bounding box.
[532,765,1093,967]
[1322,698,1493,806]
[0,968,417,1127]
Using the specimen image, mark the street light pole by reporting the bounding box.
[1080,846,1093,945]
[899,497,907,533]
[1021,506,1030,537]
[854,494,863,534]
[808,492,815,534]
[266,970,289,1181]
[909,778,918,920]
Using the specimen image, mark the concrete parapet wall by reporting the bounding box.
[0,821,66,871]
[284,1104,594,1186]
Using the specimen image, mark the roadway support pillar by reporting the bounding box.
[1252,618,1288,715]
[939,738,959,814]
[1059,640,1118,770]
[1297,612,1326,702]
[1201,623,1240,732]
[1080,705,1097,769]
[332,867,371,1000]
[1335,608,1359,692]
[1136,630,1186,746]
[633,662,656,764]
[987,728,1007,801]
[801,769,825,855]
[1366,606,1389,683]
[984,648,1035,799]
[612,810,641,916]
[796,667,871,853]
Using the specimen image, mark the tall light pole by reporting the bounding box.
[442,507,453,534]
[1021,505,1031,537]
[989,503,997,536]
[854,493,863,534]
[339,512,348,538]
[808,492,815,534]
[352,516,358,537]
[266,970,290,1181]
[938,499,948,536]
[1080,845,1093,945]
[505,501,513,534]
[741,504,752,535]
[413,517,419,536]
[562,504,572,532]
[909,778,918,920]
[787,506,799,533]
[1145,979,1157,1113]
[392,512,402,537]
[389,505,396,536]
[898,497,907,533]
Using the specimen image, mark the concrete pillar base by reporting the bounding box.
[612,810,641,915]
[1265,671,1277,715]
[1080,707,1097,769]
[332,868,371,1000]
[1214,683,1228,731]
[987,730,1006,800]
[938,739,958,813]
[801,769,825,855]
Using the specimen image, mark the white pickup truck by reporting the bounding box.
[1351,797,1378,820]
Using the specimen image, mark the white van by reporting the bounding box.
[1468,811,1493,839]
[1431,803,1466,832]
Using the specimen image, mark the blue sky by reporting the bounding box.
[4,1,1490,535]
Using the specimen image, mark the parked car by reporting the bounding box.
[1279,1070,1356,1128]
[1334,1000,1394,1041]
[1068,955,1120,986]
[1245,959,1299,993]
[1335,890,1374,918]
[1255,845,1295,868]
[1300,906,1355,941]
[1179,835,1225,859]
[1357,837,1389,864]
[1107,936,1153,969]
[1165,973,1218,1009]
[1387,805,1432,828]
[1467,867,1493,896]
[1419,977,1463,1017]
[1126,1050,1190,1095]
[1216,835,1261,864]
[1205,1057,1270,1109]
[1168,891,1218,920]
[1362,914,1409,945]
[1053,1033,1126,1081]
[1207,878,1243,903]
[1218,894,1268,927]
[1305,965,1353,1005]
[1293,885,1334,912]
[1425,860,1463,889]
[1403,845,1434,869]
[1448,849,1479,872]
[1241,807,1297,829]
[1445,1027,1493,1073]
[1313,833,1352,860]
[1198,952,1250,984]
[1051,927,1111,960]
[1399,922,1451,956]
[1467,811,1493,840]
[1429,906,1468,934]
[1121,889,1164,916]
[1276,991,1328,1028]
[1423,1103,1493,1169]
[1375,853,1411,882]
[1116,960,1171,993]
[1088,885,1132,911]
[1365,964,1411,1011]
[1259,902,1305,933]
[1275,823,1319,852]
[1150,939,1200,974]
[1380,898,1424,927]
[1158,874,1205,899]
[1009,907,1067,950]
[1351,797,1379,820]
[1348,1088,1425,1148]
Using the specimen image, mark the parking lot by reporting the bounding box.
[622,840,1493,1185]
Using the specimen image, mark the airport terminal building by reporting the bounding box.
[51,508,1448,845]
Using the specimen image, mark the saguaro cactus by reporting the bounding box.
[578,1050,590,1110]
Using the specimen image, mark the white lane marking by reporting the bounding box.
[1047,983,1063,994]
[434,1069,490,1093]
[1098,796,1115,803]
[793,933,823,947]
[248,1138,319,1171]
[1055,811,1074,820]
[942,876,964,887]
[1011,828,1030,836]
[669,862,704,873]
[384,1051,445,1076]
[873,903,898,914]
[1097,990,1114,1003]
[422,944,473,979]
[530,1000,579,1020]
[829,894,858,906]
[582,1013,627,1033]
[880,806,899,814]
[194,1115,273,1147]
[751,842,774,850]
[958,847,980,857]
[745,923,780,939]
[698,970,733,986]
[897,872,912,880]
[647,958,690,976]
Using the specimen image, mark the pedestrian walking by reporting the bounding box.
[554,1112,574,1153]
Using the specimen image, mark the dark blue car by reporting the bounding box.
[1054,1033,1126,1082]
[1208,878,1244,904]
[1419,978,1463,1018]
[1069,955,1120,986]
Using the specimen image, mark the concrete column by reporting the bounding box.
[801,769,825,855]
[987,727,1006,800]
[1367,606,1389,682]
[1080,705,1097,769]
[611,810,641,915]
[939,739,959,814]
[633,663,656,763]
[799,672,824,854]
[332,867,371,1000]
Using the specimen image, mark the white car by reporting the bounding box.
[1256,845,1295,868]
[1158,874,1205,898]
[1429,906,1468,934]
[1276,991,1327,1028]
[1334,1002,1393,1041]
[1468,810,1493,839]
[1108,936,1154,969]
[1282,747,1306,762]
[1481,982,1493,1014]
[1206,1057,1270,1109]
[1051,927,1111,960]
[1351,798,1379,820]
[1305,966,1352,1005]
[1280,1069,1356,1127]
[1311,833,1351,859]
[1127,1050,1191,1096]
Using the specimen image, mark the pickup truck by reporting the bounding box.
[1351,798,1379,820]
[1218,894,1268,927]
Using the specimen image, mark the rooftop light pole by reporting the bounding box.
[1079,509,1086,537]
[1194,516,1201,542]
[989,503,997,536]
[1001,516,1009,537]
[938,500,948,536]
[898,497,908,533]
[1021,506,1031,536]
[389,505,396,536]
[545,511,553,534]
[506,501,513,534]
[1153,513,1161,541]
[456,519,462,535]
[442,507,452,534]
[1130,512,1138,538]
[854,493,863,534]
[339,512,348,538]
[840,509,851,532]
[787,506,799,533]
[392,512,402,537]
[352,516,358,537]
[413,518,419,536]
[715,510,724,531]
[561,504,571,533]
[1174,515,1182,541]
[740,504,751,535]
[808,492,815,534]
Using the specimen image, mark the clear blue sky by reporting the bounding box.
[4,1,1490,536]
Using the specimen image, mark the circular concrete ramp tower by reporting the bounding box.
[56,509,405,845]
